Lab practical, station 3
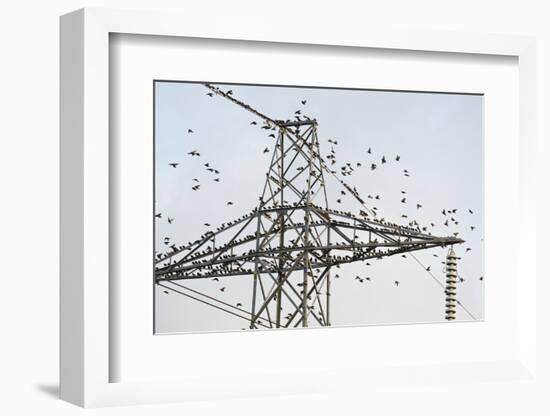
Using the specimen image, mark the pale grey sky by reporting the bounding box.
[154,81,483,334]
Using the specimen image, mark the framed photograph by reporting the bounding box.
[60,8,537,407]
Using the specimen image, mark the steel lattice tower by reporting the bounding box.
[155,84,465,329]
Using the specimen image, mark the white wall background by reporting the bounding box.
[0,0,548,415]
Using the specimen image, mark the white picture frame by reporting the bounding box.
[60,7,537,407]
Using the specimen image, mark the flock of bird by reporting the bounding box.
[155,85,483,322]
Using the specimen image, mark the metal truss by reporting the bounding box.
[155,84,464,330]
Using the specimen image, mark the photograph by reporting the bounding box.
[153,81,484,334]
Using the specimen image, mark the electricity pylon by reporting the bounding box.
[155,84,464,329]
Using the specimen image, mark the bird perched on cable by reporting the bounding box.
[227,90,233,95]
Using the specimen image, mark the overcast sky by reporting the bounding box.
[154,81,483,335]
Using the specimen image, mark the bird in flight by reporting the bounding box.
[250,121,257,125]
[416,203,422,209]
[468,209,474,214]
[426,266,431,272]
[394,281,400,286]
[188,150,200,156]
[204,223,211,227]
[167,217,174,224]
[301,100,307,105]
[367,147,372,154]
[395,155,401,161]
[213,178,220,182]
[381,156,386,164]
[188,129,194,134]
[155,213,162,219]
[227,201,234,206]
[192,185,200,191]
[370,163,377,171]
[401,198,407,203]
[263,147,269,153]
[220,287,226,292]
[236,302,243,307]
[168,163,179,168]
